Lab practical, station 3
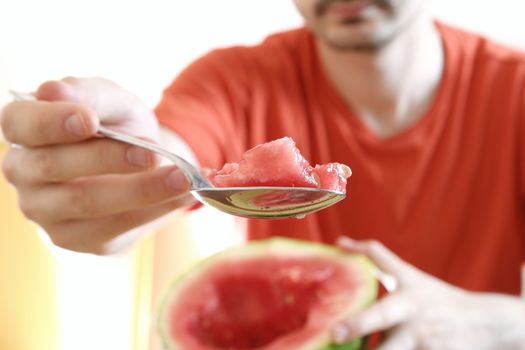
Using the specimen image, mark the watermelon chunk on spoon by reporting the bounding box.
[209,137,351,194]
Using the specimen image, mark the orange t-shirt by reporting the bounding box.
[156,22,525,295]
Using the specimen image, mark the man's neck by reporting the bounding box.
[317,15,444,138]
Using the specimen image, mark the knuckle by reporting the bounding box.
[413,326,427,343]
[346,320,366,337]
[33,150,57,180]
[133,184,149,203]
[1,153,18,184]
[415,329,436,348]
[115,210,140,226]
[114,209,148,231]
[46,227,74,251]
[18,197,38,221]
[368,239,383,249]
[359,239,383,256]
[361,311,387,332]
[43,222,93,253]
[62,76,79,85]
[171,193,196,209]
[49,236,69,250]
[86,139,128,174]
[1,102,18,142]
[34,112,57,141]
[97,140,125,171]
[67,181,97,218]
[378,306,397,325]
[136,176,159,202]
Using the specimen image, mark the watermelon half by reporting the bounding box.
[158,238,377,350]
[208,137,351,194]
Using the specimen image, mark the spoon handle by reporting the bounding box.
[97,126,212,189]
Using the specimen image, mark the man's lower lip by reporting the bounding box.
[325,1,372,18]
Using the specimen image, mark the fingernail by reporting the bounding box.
[332,324,349,344]
[65,113,88,137]
[166,170,190,192]
[126,147,152,168]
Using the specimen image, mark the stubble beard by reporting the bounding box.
[317,24,398,52]
[314,1,422,53]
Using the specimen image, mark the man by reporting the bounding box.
[2,0,525,348]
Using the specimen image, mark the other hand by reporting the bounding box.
[332,237,525,350]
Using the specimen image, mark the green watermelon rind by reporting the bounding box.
[322,339,362,350]
[157,237,378,350]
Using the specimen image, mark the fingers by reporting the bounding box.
[16,167,190,223]
[337,236,418,280]
[43,194,196,255]
[2,77,169,256]
[332,293,415,343]
[3,138,160,184]
[1,100,99,147]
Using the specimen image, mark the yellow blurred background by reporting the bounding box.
[0,140,241,350]
[0,142,59,349]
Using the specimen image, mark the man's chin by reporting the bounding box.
[318,24,393,51]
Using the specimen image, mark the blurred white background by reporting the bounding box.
[1,1,523,108]
[0,1,523,349]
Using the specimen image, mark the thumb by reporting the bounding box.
[36,77,138,118]
[36,77,159,140]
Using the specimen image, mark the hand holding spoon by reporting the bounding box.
[10,91,345,219]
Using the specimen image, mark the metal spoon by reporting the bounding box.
[10,91,345,219]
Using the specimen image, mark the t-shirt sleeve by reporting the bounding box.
[521,79,525,197]
[155,48,250,169]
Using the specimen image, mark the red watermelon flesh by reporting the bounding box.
[209,137,351,193]
[181,259,331,349]
[313,164,350,194]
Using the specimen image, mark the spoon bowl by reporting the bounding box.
[193,186,344,219]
